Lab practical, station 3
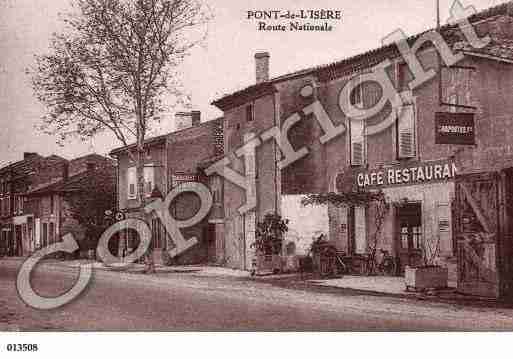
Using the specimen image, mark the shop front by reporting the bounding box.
[348,159,459,279]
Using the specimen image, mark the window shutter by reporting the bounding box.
[350,119,365,166]
[352,142,364,166]
[437,202,452,254]
[127,167,136,199]
[398,105,415,158]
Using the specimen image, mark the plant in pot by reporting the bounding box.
[251,213,289,276]
[404,218,448,292]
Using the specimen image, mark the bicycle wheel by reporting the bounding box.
[382,258,396,276]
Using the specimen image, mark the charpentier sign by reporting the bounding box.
[356,160,458,189]
[435,112,475,145]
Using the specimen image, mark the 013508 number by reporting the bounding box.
[6,344,38,352]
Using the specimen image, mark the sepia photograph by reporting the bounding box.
[2,0,513,355]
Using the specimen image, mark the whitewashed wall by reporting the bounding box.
[281,195,330,255]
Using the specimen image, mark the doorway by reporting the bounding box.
[396,202,423,273]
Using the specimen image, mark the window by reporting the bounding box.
[246,104,254,122]
[354,206,367,254]
[397,104,416,159]
[350,119,365,166]
[50,195,54,214]
[350,84,363,107]
[397,62,411,91]
[127,167,137,199]
[144,166,155,197]
[443,66,475,108]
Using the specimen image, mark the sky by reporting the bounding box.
[0,0,503,166]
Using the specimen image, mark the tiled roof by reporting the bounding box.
[109,117,224,156]
[26,166,113,196]
[212,1,513,109]
[456,38,513,61]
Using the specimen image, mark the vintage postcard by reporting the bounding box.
[2,0,513,356]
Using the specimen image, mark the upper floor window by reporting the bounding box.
[246,104,254,122]
[349,75,363,107]
[350,119,365,166]
[397,62,412,92]
[144,165,155,197]
[13,195,23,215]
[397,104,416,159]
[442,66,475,109]
[127,167,137,199]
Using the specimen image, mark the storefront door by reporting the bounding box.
[396,202,423,273]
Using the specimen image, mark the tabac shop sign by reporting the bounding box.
[356,160,458,189]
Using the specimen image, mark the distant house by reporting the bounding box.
[23,155,116,256]
[109,112,224,265]
[0,153,68,256]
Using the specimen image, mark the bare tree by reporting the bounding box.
[30,0,210,272]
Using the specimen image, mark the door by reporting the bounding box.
[454,172,500,298]
[15,225,22,256]
[206,224,216,263]
[396,202,423,273]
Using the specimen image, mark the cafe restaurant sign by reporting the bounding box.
[356,159,458,189]
[435,112,475,145]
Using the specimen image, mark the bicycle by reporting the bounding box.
[363,249,397,276]
[318,245,347,277]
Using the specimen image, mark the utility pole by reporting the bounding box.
[437,0,443,106]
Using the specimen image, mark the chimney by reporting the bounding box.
[23,152,38,160]
[62,163,69,181]
[191,111,201,127]
[175,111,193,131]
[255,52,270,83]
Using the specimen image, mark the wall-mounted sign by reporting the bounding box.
[435,112,475,145]
[355,159,458,189]
[171,173,198,187]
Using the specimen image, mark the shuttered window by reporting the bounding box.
[437,202,452,255]
[397,104,416,159]
[144,165,155,197]
[127,167,137,199]
[350,119,365,166]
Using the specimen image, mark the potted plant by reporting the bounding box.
[404,232,448,291]
[251,213,289,275]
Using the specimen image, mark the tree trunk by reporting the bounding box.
[136,139,155,274]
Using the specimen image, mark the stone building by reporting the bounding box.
[24,155,115,256]
[0,153,68,256]
[211,0,513,289]
[110,113,224,265]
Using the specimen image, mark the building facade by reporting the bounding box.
[110,112,224,265]
[0,153,68,256]
[211,1,513,296]
[24,155,115,256]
